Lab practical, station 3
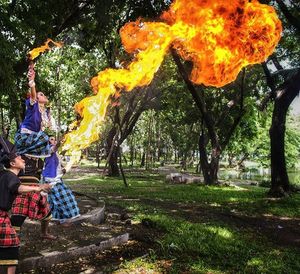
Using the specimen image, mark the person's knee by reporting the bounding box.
[6,265,17,274]
[8,266,17,274]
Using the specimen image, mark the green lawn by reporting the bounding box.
[66,170,300,273]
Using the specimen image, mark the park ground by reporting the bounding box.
[22,165,300,274]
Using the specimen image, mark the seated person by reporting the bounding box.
[0,137,51,274]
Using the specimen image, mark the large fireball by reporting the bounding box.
[62,0,282,163]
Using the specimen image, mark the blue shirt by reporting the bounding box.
[42,150,59,178]
[20,99,42,132]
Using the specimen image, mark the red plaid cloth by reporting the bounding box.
[0,211,20,247]
[11,192,50,220]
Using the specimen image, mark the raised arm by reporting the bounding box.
[28,61,37,101]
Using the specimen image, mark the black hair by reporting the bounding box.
[1,155,12,169]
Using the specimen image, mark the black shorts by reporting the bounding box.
[0,246,19,266]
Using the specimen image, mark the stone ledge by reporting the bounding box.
[70,204,105,225]
[20,233,129,272]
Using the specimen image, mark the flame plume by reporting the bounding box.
[28,38,63,60]
[62,0,282,164]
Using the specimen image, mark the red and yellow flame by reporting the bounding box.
[62,0,282,163]
[28,38,63,60]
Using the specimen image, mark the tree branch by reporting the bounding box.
[221,69,246,149]
[275,0,300,35]
[171,49,219,149]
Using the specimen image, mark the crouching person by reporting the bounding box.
[10,155,54,240]
[0,150,51,274]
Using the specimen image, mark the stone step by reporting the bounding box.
[18,194,129,272]
[20,233,129,272]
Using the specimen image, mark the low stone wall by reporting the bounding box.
[70,205,105,225]
[20,233,129,271]
[19,195,129,272]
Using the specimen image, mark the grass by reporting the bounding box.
[143,214,300,274]
[65,169,300,273]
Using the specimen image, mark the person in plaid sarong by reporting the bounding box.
[14,62,56,158]
[0,139,51,274]
[10,156,55,240]
[42,136,80,226]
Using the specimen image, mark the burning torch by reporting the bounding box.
[27,38,63,86]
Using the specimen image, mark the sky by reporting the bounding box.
[291,96,300,116]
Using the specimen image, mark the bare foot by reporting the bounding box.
[60,222,72,228]
[41,233,57,240]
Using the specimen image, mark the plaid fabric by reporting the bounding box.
[11,190,50,220]
[14,130,51,157]
[0,210,20,248]
[48,180,80,220]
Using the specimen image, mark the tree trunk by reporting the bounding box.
[275,0,300,35]
[96,142,101,168]
[106,127,120,177]
[118,146,128,187]
[129,144,134,167]
[210,148,221,185]
[269,101,289,196]
[140,152,145,167]
[108,146,119,176]
[198,131,220,185]
[268,69,300,196]
[181,153,187,171]
[172,50,245,185]
[199,132,212,184]
[146,113,153,170]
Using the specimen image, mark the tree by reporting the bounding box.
[172,50,249,185]
[260,1,300,196]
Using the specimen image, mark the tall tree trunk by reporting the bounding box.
[108,146,119,176]
[269,101,289,195]
[106,127,120,176]
[118,146,128,187]
[130,144,134,167]
[172,51,221,184]
[198,130,220,185]
[210,147,221,184]
[172,50,245,185]
[146,113,153,169]
[198,132,211,184]
[140,151,145,167]
[268,69,300,196]
[96,142,100,168]
[181,153,187,171]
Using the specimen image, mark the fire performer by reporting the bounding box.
[42,136,80,226]
[11,62,56,239]
[0,137,51,274]
[14,61,55,158]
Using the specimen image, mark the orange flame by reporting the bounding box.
[28,38,63,60]
[62,0,281,163]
